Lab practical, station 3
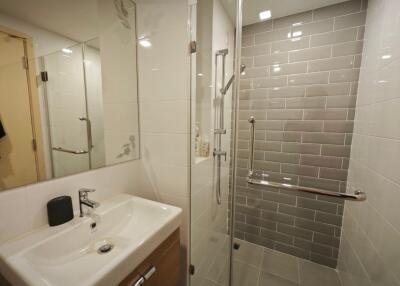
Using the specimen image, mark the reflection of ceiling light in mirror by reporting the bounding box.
[292,22,302,27]
[288,31,302,38]
[293,31,302,37]
[62,48,73,54]
[381,54,392,59]
[139,39,152,48]
[259,10,272,21]
[198,73,204,76]
[273,65,281,72]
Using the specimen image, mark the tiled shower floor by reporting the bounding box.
[202,239,342,286]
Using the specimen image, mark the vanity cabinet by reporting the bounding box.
[119,229,180,286]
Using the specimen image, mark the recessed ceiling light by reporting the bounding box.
[139,39,152,48]
[259,10,271,21]
[381,54,392,59]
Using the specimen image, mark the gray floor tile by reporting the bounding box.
[299,259,342,286]
[258,271,298,286]
[232,261,260,286]
[201,279,224,286]
[261,248,300,283]
[218,260,260,286]
[233,239,264,267]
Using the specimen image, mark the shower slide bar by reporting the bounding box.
[246,117,367,202]
[213,48,229,205]
[213,49,247,205]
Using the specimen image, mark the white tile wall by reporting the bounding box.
[0,160,156,244]
[338,0,400,285]
[136,0,191,285]
[98,0,140,165]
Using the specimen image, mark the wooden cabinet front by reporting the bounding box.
[119,229,180,286]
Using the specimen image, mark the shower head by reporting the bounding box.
[220,64,248,95]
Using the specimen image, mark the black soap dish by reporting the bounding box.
[47,196,74,226]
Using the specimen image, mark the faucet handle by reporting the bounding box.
[79,188,96,198]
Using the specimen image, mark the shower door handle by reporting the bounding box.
[79,117,93,151]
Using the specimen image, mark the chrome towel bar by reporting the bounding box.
[52,147,88,155]
[246,176,366,201]
[246,116,366,201]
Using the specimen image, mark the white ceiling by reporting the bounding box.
[0,0,99,42]
[221,0,351,26]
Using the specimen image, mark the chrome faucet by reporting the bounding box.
[79,188,100,217]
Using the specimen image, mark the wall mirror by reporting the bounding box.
[0,0,140,191]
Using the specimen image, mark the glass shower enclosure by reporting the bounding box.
[191,0,400,285]
[190,0,238,285]
[40,39,105,178]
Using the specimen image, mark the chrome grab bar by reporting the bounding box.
[52,147,88,154]
[248,116,255,175]
[246,116,366,201]
[246,175,366,201]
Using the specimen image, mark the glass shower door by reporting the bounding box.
[230,0,400,286]
[190,0,239,285]
[43,43,90,178]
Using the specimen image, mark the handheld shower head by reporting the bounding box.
[220,64,247,95]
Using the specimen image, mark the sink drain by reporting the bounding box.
[97,243,114,254]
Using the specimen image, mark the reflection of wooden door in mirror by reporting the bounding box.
[0,30,38,190]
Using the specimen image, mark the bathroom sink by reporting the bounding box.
[0,194,182,286]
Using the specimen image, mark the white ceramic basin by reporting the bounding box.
[0,193,182,286]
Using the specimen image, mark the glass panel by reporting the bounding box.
[43,44,90,178]
[231,1,400,286]
[190,0,238,285]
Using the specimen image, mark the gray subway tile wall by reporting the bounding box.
[235,0,366,268]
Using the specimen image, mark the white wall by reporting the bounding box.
[136,0,191,284]
[0,12,76,58]
[0,160,156,244]
[337,0,400,285]
[98,0,139,165]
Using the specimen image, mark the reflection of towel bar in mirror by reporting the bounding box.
[246,116,366,202]
[52,147,89,155]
